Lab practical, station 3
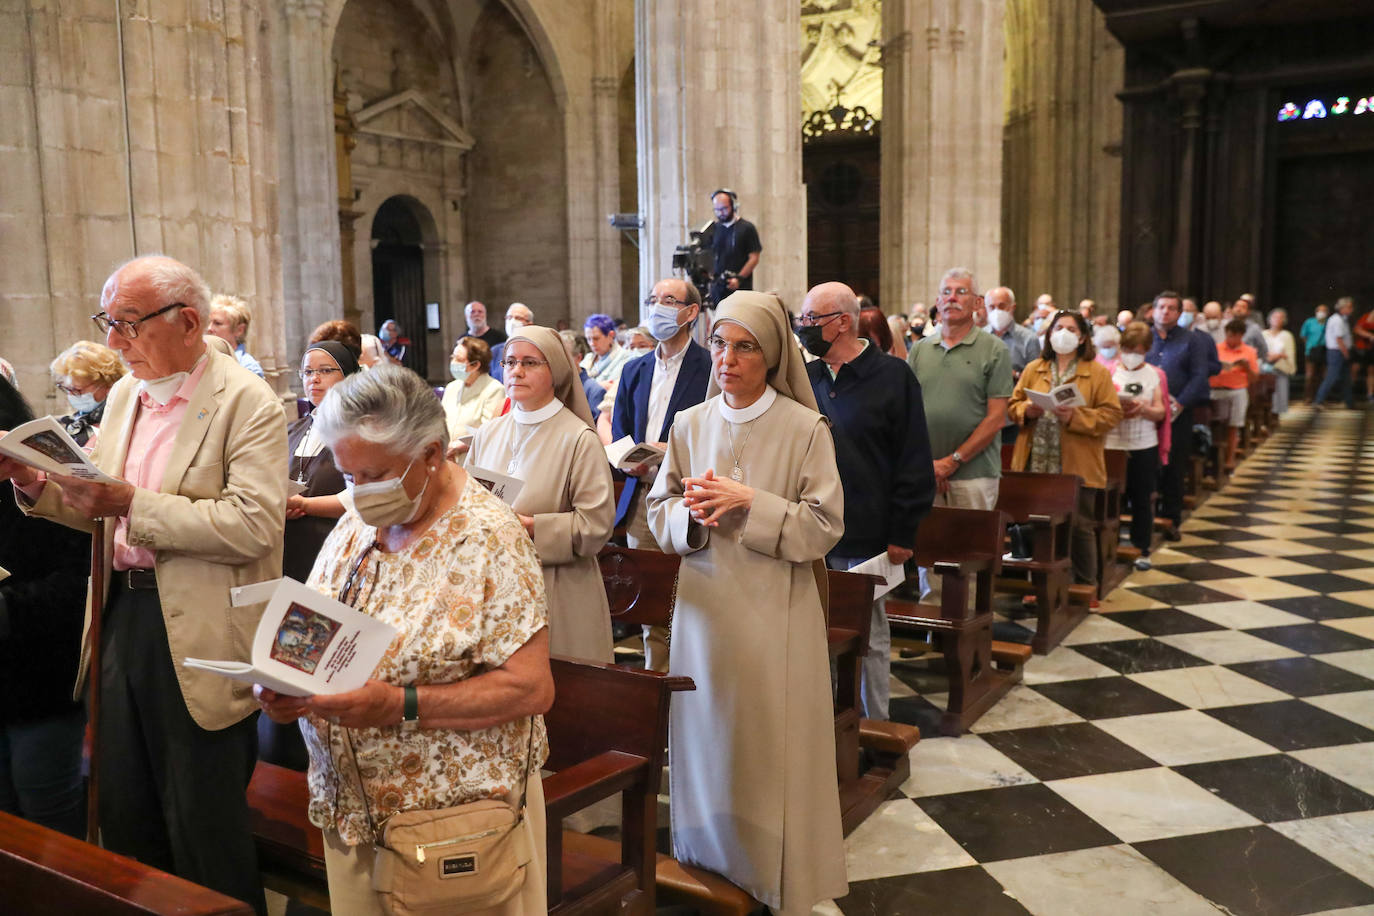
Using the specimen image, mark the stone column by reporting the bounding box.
[589,0,624,317]
[1001,0,1122,313]
[1,0,286,398]
[635,0,807,314]
[880,0,1005,312]
[274,0,343,363]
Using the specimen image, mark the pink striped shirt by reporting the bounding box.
[113,358,210,570]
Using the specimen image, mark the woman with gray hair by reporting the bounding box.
[257,365,554,916]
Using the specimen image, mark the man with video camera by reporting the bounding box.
[703,188,762,306]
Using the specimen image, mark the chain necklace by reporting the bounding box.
[725,419,757,482]
[507,421,538,475]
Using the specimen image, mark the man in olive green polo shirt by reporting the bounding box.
[907,267,1013,603]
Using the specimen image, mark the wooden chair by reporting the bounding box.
[596,545,762,913]
[996,471,1086,654]
[1105,447,1141,572]
[246,658,694,916]
[1093,449,1129,595]
[0,810,253,915]
[544,658,694,915]
[887,506,1030,735]
[827,568,921,833]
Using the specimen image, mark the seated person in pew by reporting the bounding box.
[801,281,935,721]
[648,292,848,914]
[257,367,554,916]
[1007,309,1123,588]
[1106,322,1168,570]
[1209,318,1259,471]
[611,276,712,671]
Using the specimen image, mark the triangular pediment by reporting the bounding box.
[354,89,475,151]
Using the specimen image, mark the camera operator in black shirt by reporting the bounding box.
[704,188,762,305]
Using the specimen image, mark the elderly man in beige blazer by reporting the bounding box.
[1,256,286,913]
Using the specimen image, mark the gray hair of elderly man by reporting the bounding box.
[313,364,448,460]
[941,267,976,290]
[102,255,213,321]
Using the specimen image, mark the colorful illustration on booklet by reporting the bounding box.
[269,603,343,675]
[22,430,82,464]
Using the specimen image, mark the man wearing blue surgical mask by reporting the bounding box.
[610,277,712,671]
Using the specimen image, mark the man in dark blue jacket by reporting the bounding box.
[802,282,936,720]
[611,277,711,671]
[1147,290,1214,538]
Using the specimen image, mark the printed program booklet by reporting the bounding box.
[1025,383,1086,413]
[605,436,665,472]
[183,577,398,697]
[0,416,117,482]
[466,465,524,507]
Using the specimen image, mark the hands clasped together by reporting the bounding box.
[682,468,754,527]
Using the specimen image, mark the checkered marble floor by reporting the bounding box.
[826,405,1374,916]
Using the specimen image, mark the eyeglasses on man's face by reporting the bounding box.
[796,311,843,328]
[501,357,550,372]
[644,295,688,309]
[939,287,973,299]
[91,302,185,339]
[707,336,763,356]
[299,367,342,381]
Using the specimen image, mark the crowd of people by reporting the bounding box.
[0,251,1360,915]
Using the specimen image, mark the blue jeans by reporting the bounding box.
[0,708,87,838]
[1315,348,1353,407]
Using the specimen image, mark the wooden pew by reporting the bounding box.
[0,810,253,915]
[828,568,921,833]
[247,657,693,916]
[544,658,694,915]
[996,471,1087,654]
[1097,449,1132,594]
[595,548,921,911]
[887,506,1032,736]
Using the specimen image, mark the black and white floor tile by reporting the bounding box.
[830,406,1374,916]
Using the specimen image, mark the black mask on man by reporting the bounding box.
[796,325,832,358]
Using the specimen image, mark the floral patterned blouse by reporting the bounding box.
[301,476,550,845]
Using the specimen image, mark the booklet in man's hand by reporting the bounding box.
[605,436,665,472]
[183,577,398,697]
[0,416,117,483]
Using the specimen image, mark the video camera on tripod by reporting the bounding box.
[672,221,715,301]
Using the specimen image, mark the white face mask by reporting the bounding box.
[1120,352,1146,370]
[449,361,466,381]
[67,392,100,414]
[506,319,525,339]
[987,309,1014,332]
[1050,328,1080,355]
[347,458,430,528]
[140,371,189,406]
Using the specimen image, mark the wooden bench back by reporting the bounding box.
[544,658,692,774]
[598,546,680,630]
[1105,449,1127,489]
[0,810,253,915]
[915,506,1007,569]
[996,471,1081,523]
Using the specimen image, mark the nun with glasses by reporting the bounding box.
[465,326,615,662]
[647,291,848,913]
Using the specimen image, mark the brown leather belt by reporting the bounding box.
[118,568,158,590]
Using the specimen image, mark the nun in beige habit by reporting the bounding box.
[647,291,848,912]
[466,326,615,662]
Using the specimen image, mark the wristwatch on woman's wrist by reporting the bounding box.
[951,451,965,466]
